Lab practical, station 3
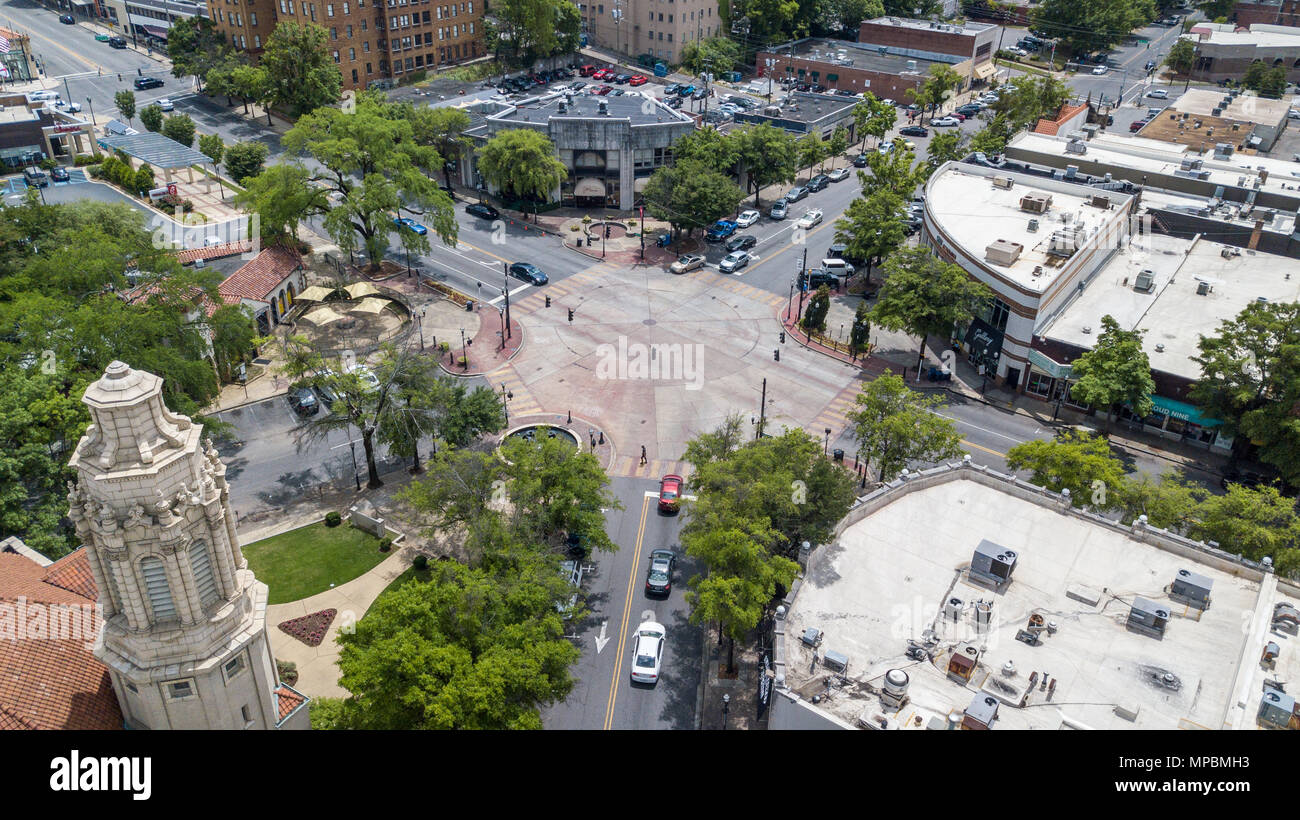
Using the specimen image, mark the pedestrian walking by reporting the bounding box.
[640,445,647,466]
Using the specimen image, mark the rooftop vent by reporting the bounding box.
[1065,139,1087,155]
[598,100,608,115]
[1126,596,1170,638]
[1089,194,1111,209]
[557,101,567,113]
[992,175,1014,189]
[985,239,1024,266]
[800,627,823,647]
[1133,269,1155,293]
[1019,192,1052,213]
[1196,280,1211,295]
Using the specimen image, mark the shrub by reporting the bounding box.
[378,536,393,552]
[438,341,450,352]
[74,153,103,167]
[581,215,592,223]
[324,511,342,527]
[412,554,428,570]
[570,224,580,231]
[134,164,156,194]
[456,356,467,366]
[626,219,636,226]
[38,158,58,171]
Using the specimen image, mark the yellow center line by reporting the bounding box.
[24,24,101,74]
[456,239,512,265]
[962,439,1006,458]
[748,220,834,274]
[603,493,652,730]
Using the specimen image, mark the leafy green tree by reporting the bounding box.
[138,103,163,133]
[1190,484,1300,573]
[235,164,328,242]
[476,128,568,214]
[1118,470,1203,531]
[501,436,621,552]
[869,246,993,374]
[906,63,962,125]
[113,90,136,126]
[232,64,274,121]
[333,560,580,729]
[281,92,455,264]
[374,359,502,474]
[223,141,269,185]
[1189,301,1300,486]
[732,122,798,206]
[407,105,473,188]
[797,133,829,179]
[846,372,965,481]
[992,75,1071,130]
[643,159,744,239]
[133,164,155,195]
[970,113,1015,155]
[822,0,884,33]
[680,36,743,75]
[1165,38,1196,75]
[161,114,197,148]
[853,93,896,150]
[198,133,225,168]
[673,126,740,171]
[1244,62,1287,97]
[167,15,228,89]
[924,131,966,177]
[1068,314,1156,425]
[1033,0,1156,57]
[259,21,342,118]
[1006,429,1128,508]
[207,303,257,381]
[849,300,871,357]
[826,126,850,170]
[1200,0,1237,18]
[862,139,925,199]
[801,283,831,333]
[737,0,802,43]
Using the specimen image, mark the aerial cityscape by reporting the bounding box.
[0,0,1297,760]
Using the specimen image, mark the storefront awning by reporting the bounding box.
[1148,395,1220,427]
[574,178,605,197]
[964,317,1004,364]
[974,62,998,80]
[633,176,650,193]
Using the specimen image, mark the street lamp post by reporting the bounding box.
[501,261,511,340]
[348,439,361,491]
[460,328,468,371]
[417,307,425,351]
[638,206,645,260]
[85,97,96,127]
[500,383,513,424]
[824,427,831,455]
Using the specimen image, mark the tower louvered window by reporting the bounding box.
[190,540,221,608]
[140,557,176,622]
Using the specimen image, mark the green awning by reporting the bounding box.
[1149,395,1220,427]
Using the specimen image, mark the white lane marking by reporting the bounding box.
[489,284,532,304]
[929,409,1031,444]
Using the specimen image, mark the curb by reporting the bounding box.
[436,319,525,377]
[205,390,284,416]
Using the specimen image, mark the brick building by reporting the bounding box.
[578,0,723,64]
[210,0,483,93]
[1182,23,1300,84]
[1235,0,1300,28]
[856,16,1000,65]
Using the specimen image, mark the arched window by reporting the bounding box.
[189,540,221,609]
[139,557,176,622]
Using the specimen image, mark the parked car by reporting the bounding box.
[705,220,737,241]
[670,253,705,274]
[508,262,548,285]
[853,153,871,167]
[350,365,380,392]
[663,83,681,95]
[658,473,682,512]
[288,388,319,416]
[719,250,751,272]
[956,103,983,115]
[677,84,696,96]
[899,125,929,137]
[94,33,111,42]
[23,167,48,188]
[735,209,760,228]
[665,96,684,109]
[134,76,164,90]
[579,64,597,76]
[820,257,854,277]
[725,234,757,252]
[108,37,128,48]
[806,174,830,192]
[59,13,75,23]
[1145,60,1157,72]
[629,75,647,86]
[931,116,960,127]
[614,74,632,84]
[630,622,666,684]
[50,166,70,182]
[692,87,708,100]
[156,98,174,111]
[1129,119,1150,132]
[54,100,82,113]
[796,209,823,229]
[828,167,851,182]
[594,85,612,95]
[769,199,789,219]
[1091,65,1108,75]
[645,549,676,597]
[1146,88,1169,99]
[569,80,587,91]
[465,202,500,220]
[784,185,808,202]
[798,269,839,291]
[393,216,427,235]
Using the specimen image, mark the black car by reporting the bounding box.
[899,125,929,137]
[108,36,127,48]
[853,154,871,167]
[465,202,500,220]
[806,174,830,192]
[692,87,708,100]
[50,166,70,182]
[1221,469,1272,491]
[725,234,757,252]
[798,269,840,291]
[955,104,982,115]
[784,186,808,202]
[614,74,632,84]
[288,388,319,416]
[569,80,587,90]
[508,262,548,286]
[59,13,75,23]
[134,77,164,90]
[666,96,684,109]
[645,549,676,597]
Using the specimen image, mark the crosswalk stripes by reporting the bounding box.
[696,271,788,308]
[607,457,692,480]
[806,381,862,442]
[488,368,544,417]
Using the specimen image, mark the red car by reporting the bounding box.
[658,474,683,514]
[1130,119,1150,132]
[594,85,613,95]
[594,68,615,81]
[580,64,597,77]
[629,75,648,86]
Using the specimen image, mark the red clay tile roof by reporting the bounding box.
[121,282,221,318]
[275,684,307,723]
[0,550,123,731]
[218,246,303,304]
[176,240,254,265]
[1033,102,1090,136]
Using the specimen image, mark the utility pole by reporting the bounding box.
[501,261,512,340]
[756,377,767,440]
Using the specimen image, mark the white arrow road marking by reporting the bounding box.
[594,620,611,653]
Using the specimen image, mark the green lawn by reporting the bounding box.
[243,522,389,604]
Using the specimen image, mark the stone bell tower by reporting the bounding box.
[68,361,308,730]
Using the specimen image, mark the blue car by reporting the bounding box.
[705,220,737,242]
[677,84,696,97]
[393,216,428,236]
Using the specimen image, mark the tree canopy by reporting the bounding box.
[476,128,569,207]
[643,159,744,239]
[846,372,965,481]
[259,21,343,118]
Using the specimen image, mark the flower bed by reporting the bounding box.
[278,609,338,647]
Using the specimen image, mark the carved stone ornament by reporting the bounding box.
[95,502,118,531]
[154,488,177,526]
[123,503,148,530]
[160,532,191,556]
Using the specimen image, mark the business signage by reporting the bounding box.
[53,124,83,134]
[1028,348,1072,380]
[756,650,773,718]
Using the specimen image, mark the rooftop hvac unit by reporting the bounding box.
[1027,218,1039,232]
[907,60,917,72]
[992,175,1015,189]
[970,539,1019,588]
[1065,139,1087,155]
[985,239,1024,266]
[1257,688,1297,730]
[947,644,980,682]
[557,102,567,113]
[962,694,1000,730]
[598,100,608,115]
[1090,194,1111,209]
[1170,568,1213,610]
[800,627,823,647]
[1180,157,1204,171]
[822,649,850,673]
[1126,596,1171,639]
[1047,227,1083,257]
[1133,269,1155,293]
[1064,164,1079,179]
[1196,280,1211,295]
[1020,192,1052,213]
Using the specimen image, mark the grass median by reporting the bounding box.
[243,521,389,604]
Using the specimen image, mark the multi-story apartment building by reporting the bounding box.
[578,0,722,64]
[100,0,206,51]
[211,0,483,92]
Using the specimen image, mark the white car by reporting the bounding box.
[796,209,823,229]
[156,98,175,111]
[350,364,380,391]
[630,621,666,684]
[719,250,751,272]
[1146,88,1169,99]
[931,116,960,127]
[54,100,82,113]
[1092,65,1109,75]
[735,209,760,228]
[1008,46,1028,56]
[827,167,851,182]
[1290,108,1300,121]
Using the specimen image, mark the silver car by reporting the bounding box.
[719,250,751,272]
[770,198,789,219]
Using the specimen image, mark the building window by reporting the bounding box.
[364,40,370,51]
[422,10,430,21]
[189,540,220,608]
[367,61,373,73]
[310,3,317,20]
[139,557,176,622]
[347,23,353,35]
[987,298,1010,332]
[344,0,350,10]
[125,681,138,694]
[361,18,367,29]
[164,679,195,701]
[254,34,261,48]
[223,654,247,682]
[334,49,341,61]
[331,27,338,38]
[327,2,334,14]
[667,33,672,41]
[241,704,253,724]
[250,11,257,23]
[350,47,356,60]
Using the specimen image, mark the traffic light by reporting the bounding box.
[545,295,551,308]
[779,331,786,344]
[118,74,122,82]
[567,308,574,322]
[604,225,611,239]
[773,349,780,361]
[137,67,142,76]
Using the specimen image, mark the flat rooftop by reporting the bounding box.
[1171,88,1290,124]
[0,106,39,126]
[783,469,1300,730]
[1142,184,1298,233]
[735,91,860,127]
[1188,22,1300,47]
[926,164,1131,294]
[1009,132,1299,196]
[768,38,961,72]
[490,90,691,127]
[1135,108,1266,153]
[862,15,994,35]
